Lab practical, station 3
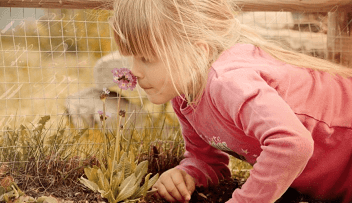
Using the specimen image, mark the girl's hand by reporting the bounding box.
[152,168,195,202]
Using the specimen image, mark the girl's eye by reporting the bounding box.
[135,56,154,63]
[141,57,148,63]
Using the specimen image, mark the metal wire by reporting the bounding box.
[0,7,349,163]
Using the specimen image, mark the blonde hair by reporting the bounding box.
[110,0,352,104]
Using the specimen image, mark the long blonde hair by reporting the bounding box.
[110,0,352,104]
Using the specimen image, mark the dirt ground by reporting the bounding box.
[3,153,340,203]
[16,174,338,203]
[144,178,339,203]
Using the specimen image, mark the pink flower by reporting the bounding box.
[112,68,137,91]
[100,87,110,100]
[98,110,111,121]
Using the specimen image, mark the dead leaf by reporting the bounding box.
[0,176,14,188]
[198,193,207,199]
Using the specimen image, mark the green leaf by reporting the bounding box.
[100,160,107,173]
[0,190,16,202]
[102,160,111,181]
[84,167,92,179]
[119,152,127,163]
[134,160,148,180]
[133,160,148,193]
[123,162,132,179]
[115,158,125,183]
[79,177,99,192]
[130,173,151,199]
[115,174,138,202]
[111,171,124,192]
[116,157,132,180]
[97,169,110,191]
[115,155,125,172]
[13,195,36,203]
[0,187,6,195]
[100,189,115,203]
[36,195,59,203]
[118,173,136,192]
[146,187,158,196]
[129,154,137,172]
[147,173,159,191]
[84,167,98,182]
[132,172,159,199]
[38,115,50,126]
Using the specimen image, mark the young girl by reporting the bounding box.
[110,0,352,202]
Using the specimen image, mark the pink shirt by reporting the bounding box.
[173,44,352,203]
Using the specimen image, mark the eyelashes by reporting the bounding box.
[133,55,156,64]
[141,57,149,63]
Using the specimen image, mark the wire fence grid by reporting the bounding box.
[0,7,351,162]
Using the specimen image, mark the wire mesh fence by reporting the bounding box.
[0,6,351,163]
[0,7,183,165]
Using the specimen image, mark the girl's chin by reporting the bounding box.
[146,94,173,105]
[147,96,168,105]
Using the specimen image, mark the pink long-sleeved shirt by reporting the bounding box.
[173,44,352,203]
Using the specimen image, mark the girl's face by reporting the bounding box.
[131,56,182,104]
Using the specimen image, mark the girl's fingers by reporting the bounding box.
[152,186,161,199]
[153,168,195,202]
[171,172,191,201]
[181,170,195,195]
[161,173,185,201]
[156,182,177,202]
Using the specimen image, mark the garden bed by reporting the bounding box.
[0,118,338,203]
[144,178,336,203]
[1,155,337,203]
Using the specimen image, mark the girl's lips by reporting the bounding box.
[140,86,152,90]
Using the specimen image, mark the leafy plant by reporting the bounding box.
[80,68,160,202]
[80,151,159,202]
[228,156,252,181]
[0,175,24,202]
[0,115,91,165]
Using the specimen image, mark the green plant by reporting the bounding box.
[80,67,160,202]
[80,151,159,202]
[0,115,91,164]
[228,156,252,181]
[0,114,101,202]
[0,174,61,203]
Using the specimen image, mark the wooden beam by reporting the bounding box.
[0,0,112,10]
[1,0,352,12]
[233,0,352,12]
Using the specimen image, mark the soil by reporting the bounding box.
[8,156,107,203]
[14,175,339,203]
[1,154,340,203]
[143,178,339,203]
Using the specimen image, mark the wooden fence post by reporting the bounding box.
[327,10,352,67]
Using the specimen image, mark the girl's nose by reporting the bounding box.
[131,59,144,79]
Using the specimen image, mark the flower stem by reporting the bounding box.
[116,89,122,161]
[102,100,108,158]
[111,89,122,184]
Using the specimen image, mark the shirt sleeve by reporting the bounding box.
[172,97,231,187]
[209,68,314,203]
